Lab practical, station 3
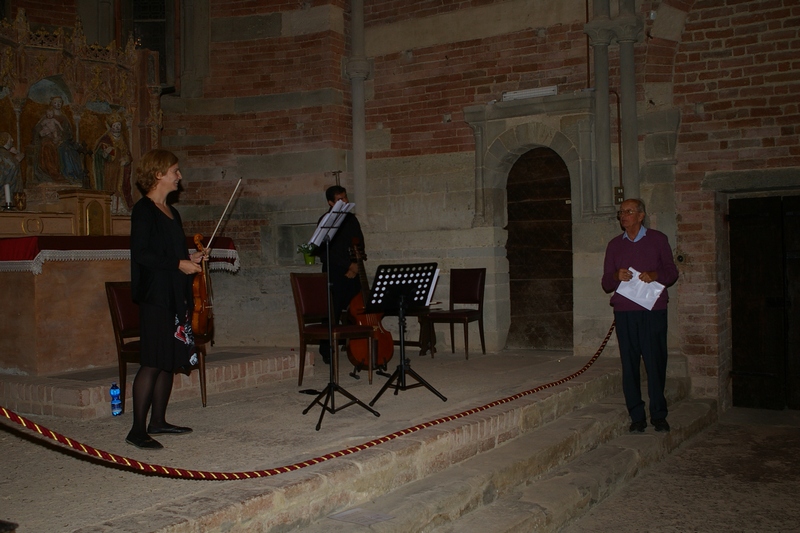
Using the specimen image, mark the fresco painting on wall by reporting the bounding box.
[0,9,160,216]
[18,79,134,213]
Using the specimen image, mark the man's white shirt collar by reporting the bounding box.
[623,226,647,242]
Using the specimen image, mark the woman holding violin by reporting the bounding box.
[126,149,205,450]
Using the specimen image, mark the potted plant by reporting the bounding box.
[297,243,317,265]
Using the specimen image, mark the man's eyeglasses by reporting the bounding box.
[617,209,639,217]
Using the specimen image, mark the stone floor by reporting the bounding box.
[563,407,800,533]
[0,346,797,533]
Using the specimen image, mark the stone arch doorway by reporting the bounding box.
[465,96,599,355]
[505,147,573,350]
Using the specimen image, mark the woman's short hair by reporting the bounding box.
[136,149,178,193]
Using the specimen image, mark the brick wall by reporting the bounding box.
[672,0,800,399]
[167,2,351,252]
[366,22,591,159]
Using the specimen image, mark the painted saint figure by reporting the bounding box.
[0,132,22,194]
[93,114,133,212]
[33,108,63,182]
[31,96,85,185]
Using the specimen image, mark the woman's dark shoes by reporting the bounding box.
[147,423,193,435]
[125,431,163,449]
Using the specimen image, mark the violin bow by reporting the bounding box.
[205,177,242,253]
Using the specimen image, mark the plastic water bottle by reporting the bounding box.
[110,382,122,416]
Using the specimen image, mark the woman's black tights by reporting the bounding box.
[129,365,174,436]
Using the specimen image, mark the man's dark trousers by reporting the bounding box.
[614,309,669,423]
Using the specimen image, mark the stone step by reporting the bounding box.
[434,398,717,533]
[297,377,715,532]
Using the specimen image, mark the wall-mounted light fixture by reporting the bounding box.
[501,86,558,101]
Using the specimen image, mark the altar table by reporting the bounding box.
[0,236,239,376]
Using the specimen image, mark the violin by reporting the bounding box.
[346,238,394,372]
[188,179,242,346]
[192,234,214,342]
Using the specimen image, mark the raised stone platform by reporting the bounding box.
[0,346,314,419]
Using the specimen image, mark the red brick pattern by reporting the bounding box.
[672,0,800,397]
[207,33,348,99]
[367,23,591,158]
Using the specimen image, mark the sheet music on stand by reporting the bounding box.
[365,262,447,406]
[309,200,354,247]
[301,198,379,430]
[426,269,440,306]
[365,263,440,316]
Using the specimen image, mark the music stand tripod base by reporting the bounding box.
[302,373,380,431]
[369,356,447,406]
[364,262,447,407]
[301,334,380,431]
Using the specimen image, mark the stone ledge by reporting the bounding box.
[0,347,313,420]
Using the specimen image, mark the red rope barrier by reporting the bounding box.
[1,322,615,479]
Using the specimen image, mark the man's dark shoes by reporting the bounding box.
[653,419,671,433]
[629,420,647,433]
[125,431,163,449]
[147,423,193,435]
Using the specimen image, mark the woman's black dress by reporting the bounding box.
[130,196,195,372]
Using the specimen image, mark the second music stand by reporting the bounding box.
[367,263,447,406]
[302,200,379,430]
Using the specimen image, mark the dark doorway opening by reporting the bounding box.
[505,147,573,350]
[729,195,800,410]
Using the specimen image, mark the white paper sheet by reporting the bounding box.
[425,269,440,306]
[615,267,665,310]
[309,200,354,247]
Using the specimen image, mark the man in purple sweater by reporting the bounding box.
[602,199,679,433]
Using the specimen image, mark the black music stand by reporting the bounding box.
[302,201,380,430]
[367,263,447,406]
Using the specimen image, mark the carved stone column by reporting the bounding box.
[585,15,615,213]
[616,7,644,200]
[470,122,485,226]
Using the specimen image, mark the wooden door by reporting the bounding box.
[729,195,799,409]
[784,195,800,409]
[505,147,572,350]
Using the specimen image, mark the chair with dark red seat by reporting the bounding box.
[425,268,486,360]
[290,272,376,386]
[105,281,209,411]
[104,281,142,414]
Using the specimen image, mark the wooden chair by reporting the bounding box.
[104,281,141,414]
[290,272,376,386]
[105,281,209,411]
[425,268,486,360]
